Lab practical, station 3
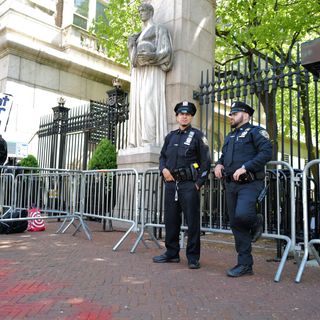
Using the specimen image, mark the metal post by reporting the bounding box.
[52,98,69,169]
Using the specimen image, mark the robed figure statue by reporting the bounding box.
[127,3,173,148]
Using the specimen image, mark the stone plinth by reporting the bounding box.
[117,145,161,170]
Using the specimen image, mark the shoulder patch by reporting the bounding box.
[259,129,270,139]
[201,136,209,146]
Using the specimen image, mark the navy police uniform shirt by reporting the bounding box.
[217,122,272,175]
[159,125,211,187]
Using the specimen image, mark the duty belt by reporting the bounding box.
[171,167,194,182]
[224,171,265,184]
[224,171,256,184]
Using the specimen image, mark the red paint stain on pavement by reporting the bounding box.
[0,300,57,318]
[0,259,15,266]
[68,310,113,320]
[3,280,61,296]
[65,301,113,320]
[0,261,114,319]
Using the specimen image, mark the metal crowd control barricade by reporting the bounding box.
[0,167,15,216]
[133,162,295,282]
[262,161,295,281]
[131,168,164,253]
[295,159,320,283]
[80,168,140,251]
[0,166,91,239]
[201,160,294,282]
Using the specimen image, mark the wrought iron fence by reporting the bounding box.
[37,87,129,170]
[198,44,319,171]
[197,43,320,259]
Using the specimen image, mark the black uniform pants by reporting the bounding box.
[164,180,200,262]
[225,180,264,266]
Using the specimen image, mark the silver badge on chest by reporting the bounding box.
[184,131,195,145]
[238,128,251,138]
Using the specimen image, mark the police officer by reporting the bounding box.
[0,134,7,166]
[214,101,272,277]
[153,101,211,269]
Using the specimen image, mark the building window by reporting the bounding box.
[96,0,107,21]
[73,0,89,29]
[73,0,108,30]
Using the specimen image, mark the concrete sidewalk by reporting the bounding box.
[0,220,319,320]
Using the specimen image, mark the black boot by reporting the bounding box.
[153,253,180,263]
[227,264,253,277]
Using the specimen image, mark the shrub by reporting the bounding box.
[18,155,39,168]
[88,139,117,170]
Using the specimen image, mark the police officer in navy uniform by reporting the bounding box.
[153,101,211,269]
[214,101,272,277]
[0,134,7,166]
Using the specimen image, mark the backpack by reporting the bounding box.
[0,209,28,234]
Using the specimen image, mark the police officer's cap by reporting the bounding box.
[229,101,254,116]
[174,101,197,116]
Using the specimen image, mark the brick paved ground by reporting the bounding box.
[0,220,319,320]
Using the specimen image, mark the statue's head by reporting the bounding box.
[138,3,154,18]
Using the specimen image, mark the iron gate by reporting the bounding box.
[37,87,129,170]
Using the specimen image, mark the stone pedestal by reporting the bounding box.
[117,145,161,170]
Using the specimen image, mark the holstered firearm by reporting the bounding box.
[223,171,255,184]
[171,163,199,182]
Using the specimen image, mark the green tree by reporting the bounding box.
[215,0,319,64]
[88,139,117,170]
[215,0,320,162]
[92,0,142,65]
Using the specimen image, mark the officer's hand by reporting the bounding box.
[162,168,174,182]
[233,167,246,181]
[214,164,224,179]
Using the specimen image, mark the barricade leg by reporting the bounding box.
[269,235,292,282]
[112,221,136,251]
[146,226,162,248]
[56,217,77,233]
[309,239,320,265]
[54,216,92,240]
[72,217,92,240]
[130,229,150,253]
[131,225,162,253]
[295,250,309,283]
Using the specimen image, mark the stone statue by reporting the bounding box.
[127,3,173,148]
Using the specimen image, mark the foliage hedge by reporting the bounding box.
[88,139,117,170]
[18,155,39,168]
